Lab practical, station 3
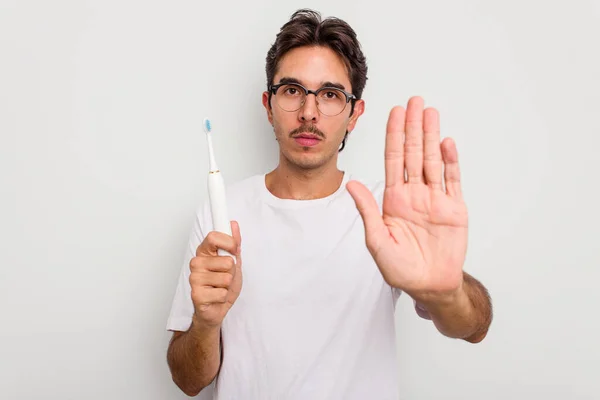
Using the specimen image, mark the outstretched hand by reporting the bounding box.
[347,96,468,301]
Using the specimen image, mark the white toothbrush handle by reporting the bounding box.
[208,171,236,262]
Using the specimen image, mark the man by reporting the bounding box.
[166,9,492,399]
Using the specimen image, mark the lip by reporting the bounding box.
[294,133,322,140]
[293,134,322,147]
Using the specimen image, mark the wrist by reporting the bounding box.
[411,281,469,315]
[190,313,222,338]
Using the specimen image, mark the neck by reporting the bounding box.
[265,159,344,200]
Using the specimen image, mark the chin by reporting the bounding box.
[295,160,327,170]
[284,150,334,170]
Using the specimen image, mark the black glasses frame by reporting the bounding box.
[268,82,357,115]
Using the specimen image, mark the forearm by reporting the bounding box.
[414,272,492,343]
[167,315,222,396]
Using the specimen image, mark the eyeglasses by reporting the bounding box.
[269,82,356,116]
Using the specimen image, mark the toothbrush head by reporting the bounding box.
[203,118,212,134]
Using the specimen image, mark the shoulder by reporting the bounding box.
[224,173,264,208]
[193,173,262,231]
[225,173,262,194]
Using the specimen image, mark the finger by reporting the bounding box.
[423,107,443,191]
[385,106,406,188]
[191,271,234,289]
[192,287,228,305]
[405,96,425,183]
[190,254,235,273]
[229,220,243,276]
[196,229,238,257]
[231,220,241,255]
[346,180,387,250]
[441,137,463,199]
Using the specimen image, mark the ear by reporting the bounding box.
[262,91,274,125]
[346,99,365,133]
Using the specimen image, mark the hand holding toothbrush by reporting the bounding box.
[189,118,242,329]
[189,221,243,328]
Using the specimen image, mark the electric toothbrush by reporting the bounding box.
[203,118,235,262]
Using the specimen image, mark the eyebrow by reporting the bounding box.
[276,77,347,91]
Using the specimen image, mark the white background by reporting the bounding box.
[1,0,599,399]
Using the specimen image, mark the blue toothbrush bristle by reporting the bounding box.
[204,118,212,132]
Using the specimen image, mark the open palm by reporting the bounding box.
[347,96,468,299]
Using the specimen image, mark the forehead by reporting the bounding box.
[274,46,351,90]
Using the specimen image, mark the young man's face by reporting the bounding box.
[262,46,365,170]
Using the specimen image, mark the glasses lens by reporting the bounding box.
[275,84,305,112]
[316,88,346,116]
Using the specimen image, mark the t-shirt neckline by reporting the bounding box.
[258,172,350,209]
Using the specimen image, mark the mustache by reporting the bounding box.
[289,124,325,139]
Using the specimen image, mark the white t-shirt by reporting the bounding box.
[166,171,427,399]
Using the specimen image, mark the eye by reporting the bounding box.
[281,84,303,96]
[320,89,342,100]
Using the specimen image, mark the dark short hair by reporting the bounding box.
[265,9,368,151]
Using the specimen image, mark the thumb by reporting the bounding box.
[231,220,242,256]
[346,180,386,239]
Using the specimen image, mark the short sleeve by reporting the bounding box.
[166,202,212,331]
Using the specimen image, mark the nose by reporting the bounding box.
[298,93,319,123]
